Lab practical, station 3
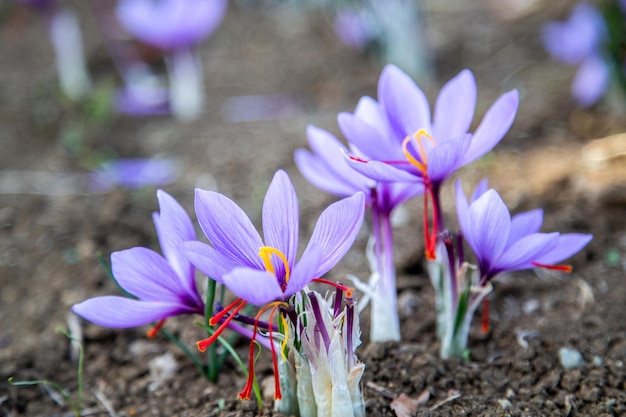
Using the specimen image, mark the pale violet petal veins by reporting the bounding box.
[493,232,560,273]
[470,178,489,203]
[72,296,188,328]
[111,248,189,303]
[263,170,299,277]
[464,89,519,164]
[179,241,240,284]
[338,112,400,161]
[194,188,264,269]
[284,244,323,298]
[534,233,593,265]
[432,69,477,142]
[468,190,511,271]
[347,158,420,183]
[378,64,432,139]
[295,148,364,198]
[154,190,197,296]
[305,125,374,192]
[506,209,544,249]
[426,134,471,184]
[302,192,365,277]
[222,268,283,306]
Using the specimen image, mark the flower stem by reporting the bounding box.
[369,197,400,342]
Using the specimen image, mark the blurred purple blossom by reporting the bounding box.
[542,2,610,106]
[72,190,204,328]
[116,0,228,51]
[89,158,179,191]
[115,79,170,116]
[333,8,376,50]
[455,181,593,282]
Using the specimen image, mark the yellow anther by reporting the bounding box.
[259,246,291,282]
[280,314,289,362]
[402,129,436,175]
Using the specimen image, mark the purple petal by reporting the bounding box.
[222,268,283,306]
[455,180,477,255]
[470,178,489,202]
[194,189,264,269]
[111,248,189,302]
[433,69,477,142]
[295,148,365,198]
[468,190,511,271]
[178,241,240,284]
[572,54,610,107]
[464,89,519,164]
[427,134,471,184]
[72,296,188,328]
[347,158,420,183]
[153,190,196,290]
[378,64,432,139]
[262,171,299,277]
[89,158,179,191]
[494,232,560,272]
[284,244,323,297]
[338,112,400,162]
[117,0,227,50]
[506,209,543,249]
[534,233,593,265]
[302,192,365,277]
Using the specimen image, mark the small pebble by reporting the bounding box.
[559,347,585,369]
[497,399,513,410]
[593,355,604,366]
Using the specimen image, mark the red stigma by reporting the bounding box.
[481,298,489,334]
[532,262,573,273]
[146,319,166,338]
[422,178,439,261]
[348,155,369,163]
[312,278,353,298]
[197,299,247,352]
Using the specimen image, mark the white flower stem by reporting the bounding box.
[166,47,204,121]
[369,203,401,342]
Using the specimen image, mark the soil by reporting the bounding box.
[1,1,625,416]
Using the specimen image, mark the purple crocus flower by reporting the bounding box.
[343,64,518,259]
[295,124,422,342]
[542,2,610,106]
[455,180,593,283]
[182,170,365,308]
[72,190,204,330]
[116,0,228,120]
[180,170,364,400]
[333,8,376,50]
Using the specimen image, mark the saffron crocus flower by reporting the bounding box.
[295,124,423,342]
[180,170,365,400]
[542,2,610,106]
[344,64,518,258]
[72,190,204,331]
[116,0,228,120]
[455,181,593,283]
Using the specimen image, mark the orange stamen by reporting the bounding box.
[197,300,247,352]
[532,262,573,273]
[312,278,353,298]
[146,319,166,338]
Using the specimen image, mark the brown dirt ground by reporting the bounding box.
[1,1,625,416]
